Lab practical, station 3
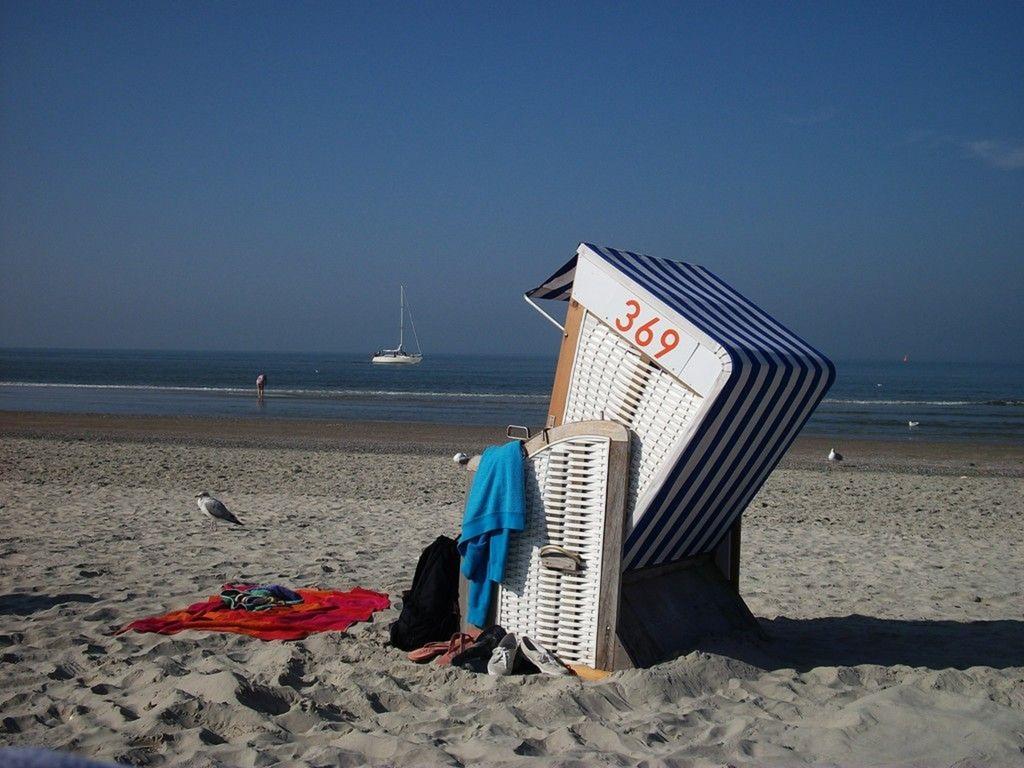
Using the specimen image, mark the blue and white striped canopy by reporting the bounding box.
[529,243,835,570]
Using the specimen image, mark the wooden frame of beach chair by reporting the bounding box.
[519,243,833,667]
[458,244,833,671]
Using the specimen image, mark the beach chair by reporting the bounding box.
[461,244,835,670]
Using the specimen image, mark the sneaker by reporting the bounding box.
[487,632,519,676]
[451,624,507,670]
[518,636,571,676]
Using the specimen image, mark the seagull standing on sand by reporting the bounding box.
[827,448,843,464]
[195,492,243,526]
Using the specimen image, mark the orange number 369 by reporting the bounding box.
[614,299,681,360]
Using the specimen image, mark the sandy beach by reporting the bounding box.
[2,411,1023,767]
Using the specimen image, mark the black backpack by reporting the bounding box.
[389,535,461,651]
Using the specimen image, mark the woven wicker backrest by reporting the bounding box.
[564,312,704,527]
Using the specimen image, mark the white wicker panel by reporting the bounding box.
[564,312,704,523]
[496,436,610,667]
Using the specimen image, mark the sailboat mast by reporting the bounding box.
[399,285,405,349]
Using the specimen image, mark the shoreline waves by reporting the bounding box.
[2,350,1022,442]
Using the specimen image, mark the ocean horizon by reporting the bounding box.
[1,347,1022,443]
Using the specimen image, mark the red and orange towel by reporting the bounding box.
[119,586,390,641]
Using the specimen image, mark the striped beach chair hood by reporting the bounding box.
[527,243,835,570]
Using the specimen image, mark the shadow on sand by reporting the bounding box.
[702,614,1024,671]
[0,592,99,617]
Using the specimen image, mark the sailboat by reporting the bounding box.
[371,285,423,365]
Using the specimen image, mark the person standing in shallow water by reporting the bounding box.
[256,372,266,399]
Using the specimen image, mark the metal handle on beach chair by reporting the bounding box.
[506,425,532,441]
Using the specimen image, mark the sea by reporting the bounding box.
[0,349,1021,444]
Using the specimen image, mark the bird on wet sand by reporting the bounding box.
[195,492,243,525]
[827,448,843,466]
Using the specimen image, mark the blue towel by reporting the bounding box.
[458,441,526,627]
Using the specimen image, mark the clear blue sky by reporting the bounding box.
[1,2,1021,361]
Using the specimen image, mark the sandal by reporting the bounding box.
[407,640,452,663]
[435,632,477,666]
